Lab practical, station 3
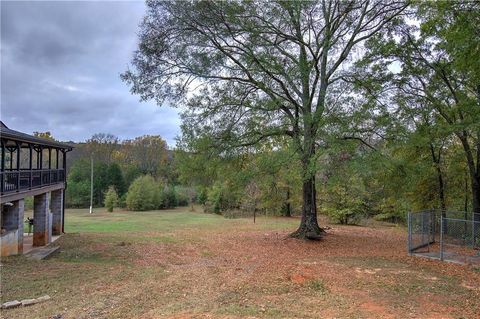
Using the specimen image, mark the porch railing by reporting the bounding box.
[0,169,65,194]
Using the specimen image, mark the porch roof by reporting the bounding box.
[0,121,73,150]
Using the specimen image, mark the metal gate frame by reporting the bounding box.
[408,210,480,263]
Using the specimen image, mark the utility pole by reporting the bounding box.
[89,152,94,214]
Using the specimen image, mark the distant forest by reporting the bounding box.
[64,133,178,209]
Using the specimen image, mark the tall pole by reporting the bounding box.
[62,149,67,233]
[89,152,94,214]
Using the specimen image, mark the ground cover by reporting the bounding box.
[2,207,479,318]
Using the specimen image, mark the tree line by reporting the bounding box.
[64,133,191,211]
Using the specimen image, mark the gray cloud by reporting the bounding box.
[1,1,180,146]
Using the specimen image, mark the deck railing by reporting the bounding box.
[0,169,65,194]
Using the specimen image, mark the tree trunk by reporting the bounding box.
[437,169,447,211]
[459,137,480,215]
[458,134,480,245]
[283,188,292,217]
[289,175,324,240]
[429,144,446,213]
[473,86,480,247]
[472,176,480,215]
[464,170,469,212]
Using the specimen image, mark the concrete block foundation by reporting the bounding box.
[50,189,63,235]
[33,193,51,247]
[1,189,64,257]
[1,199,25,255]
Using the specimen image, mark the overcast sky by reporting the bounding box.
[1,1,180,146]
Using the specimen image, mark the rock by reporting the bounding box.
[36,295,51,303]
[21,298,37,306]
[2,300,22,309]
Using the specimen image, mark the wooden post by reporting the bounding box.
[1,140,4,171]
[63,150,66,177]
[29,144,33,189]
[36,147,40,169]
[16,142,20,190]
[1,140,4,193]
[39,146,43,169]
[62,149,67,233]
[48,147,52,184]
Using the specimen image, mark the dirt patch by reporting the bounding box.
[289,273,312,284]
[127,221,480,318]
[360,301,395,319]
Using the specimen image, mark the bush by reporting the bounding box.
[126,175,160,211]
[118,193,127,208]
[104,186,119,212]
[206,184,224,214]
[324,184,366,225]
[326,208,362,225]
[159,186,177,209]
[175,186,197,207]
[198,187,208,205]
[372,198,408,224]
[205,183,237,214]
[124,175,183,211]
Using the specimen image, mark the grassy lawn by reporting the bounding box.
[2,207,480,318]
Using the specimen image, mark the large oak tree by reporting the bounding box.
[123,0,408,239]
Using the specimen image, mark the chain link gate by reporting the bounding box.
[408,210,480,265]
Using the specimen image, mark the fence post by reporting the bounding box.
[472,215,476,249]
[421,211,425,248]
[407,212,412,255]
[440,216,444,261]
[431,210,435,244]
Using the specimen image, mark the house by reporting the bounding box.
[0,121,73,256]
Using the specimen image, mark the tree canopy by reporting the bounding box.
[123,0,409,239]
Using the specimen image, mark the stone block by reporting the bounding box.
[36,295,51,303]
[20,299,37,306]
[1,300,21,309]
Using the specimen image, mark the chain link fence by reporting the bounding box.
[408,210,480,265]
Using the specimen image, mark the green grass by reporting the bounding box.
[64,207,228,233]
[61,207,300,242]
[22,206,300,235]
[307,279,328,294]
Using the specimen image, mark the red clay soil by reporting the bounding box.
[132,220,480,319]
